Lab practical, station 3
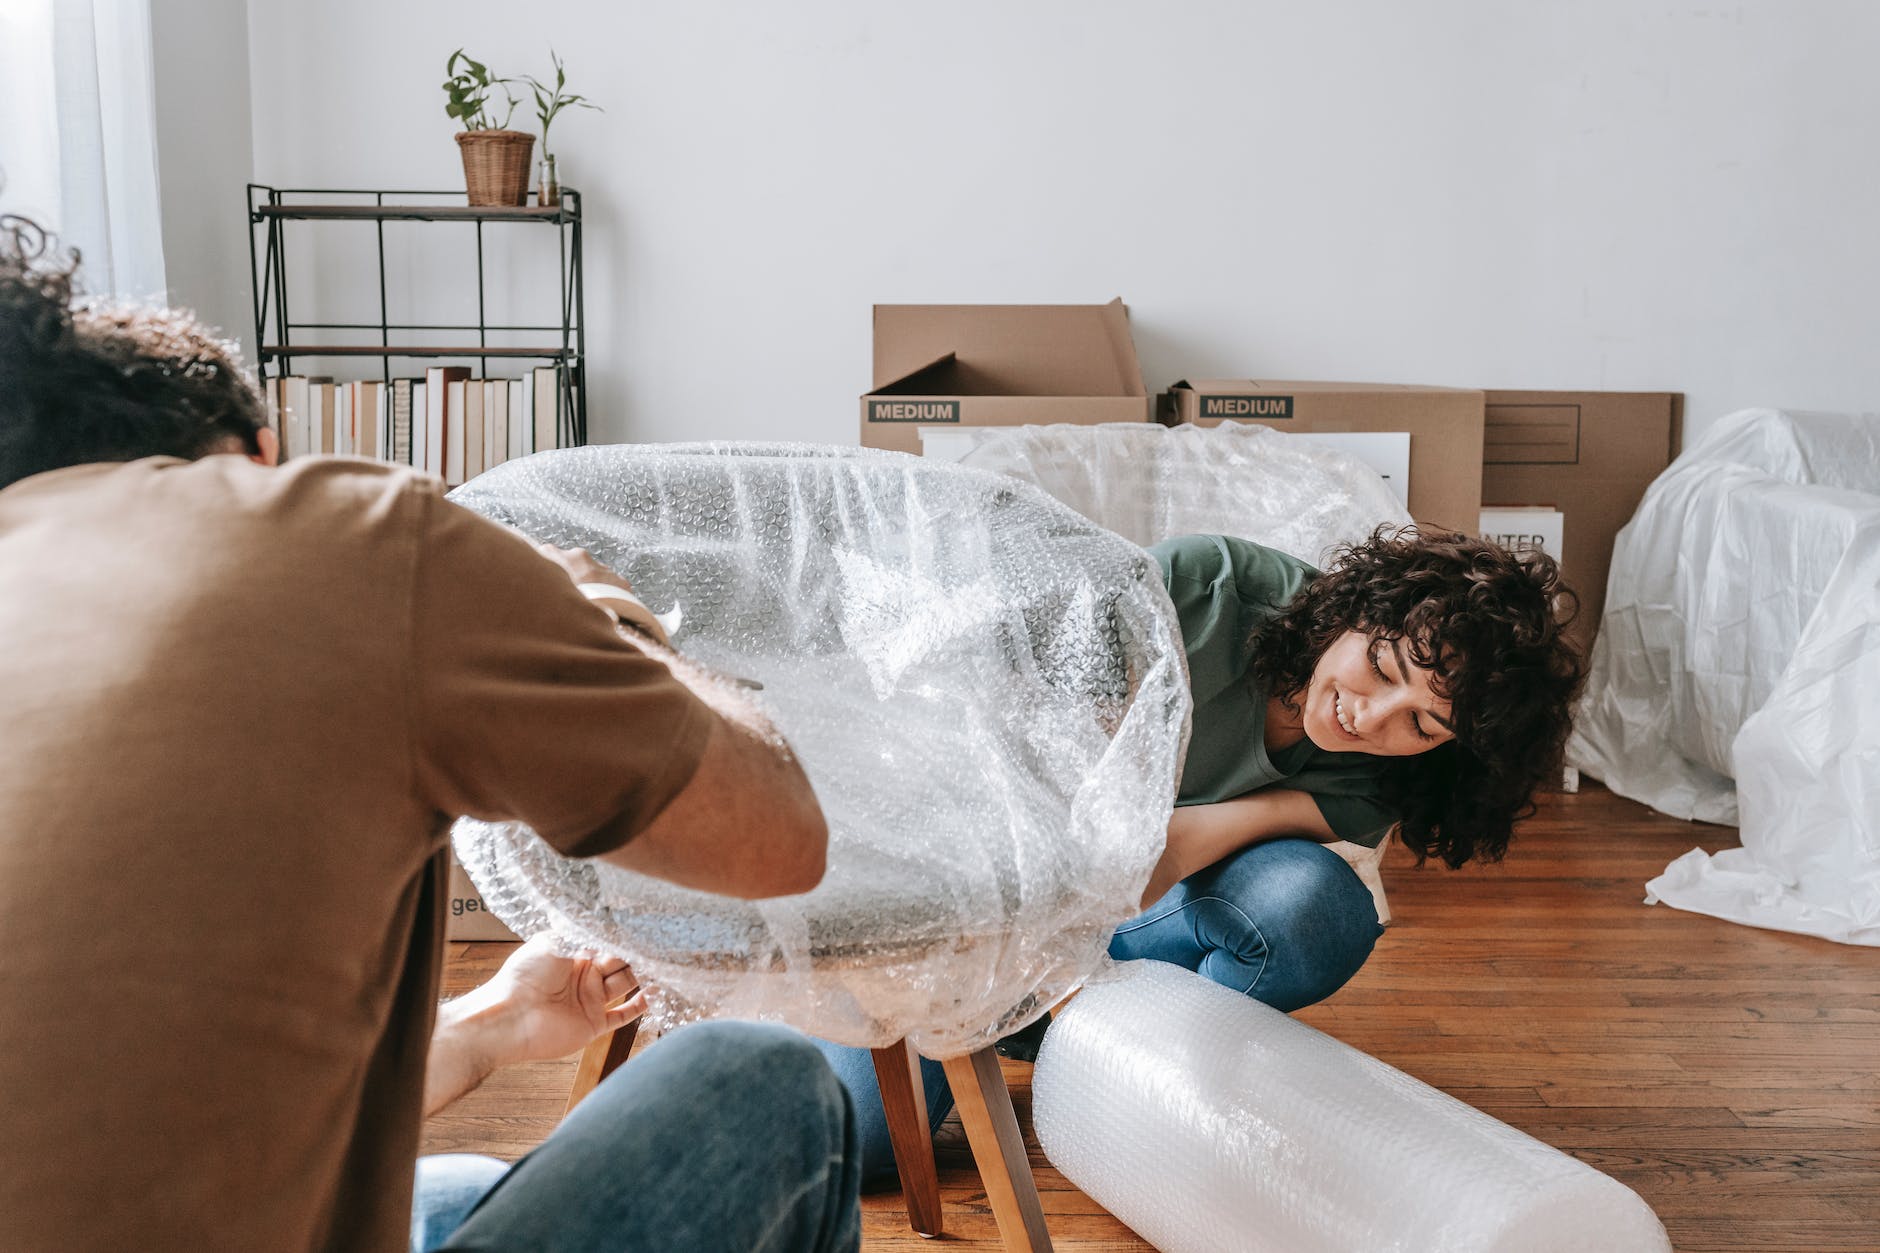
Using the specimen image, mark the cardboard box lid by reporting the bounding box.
[1170,378,1478,397]
[871,299,1146,398]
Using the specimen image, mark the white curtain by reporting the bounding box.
[0,0,166,299]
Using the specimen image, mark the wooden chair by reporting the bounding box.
[567,984,1053,1250]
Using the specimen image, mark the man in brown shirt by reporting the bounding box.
[0,219,859,1250]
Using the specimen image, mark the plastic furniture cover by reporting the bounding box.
[447,442,1191,1056]
[1033,960,1672,1253]
[1569,408,1880,944]
[950,420,1411,565]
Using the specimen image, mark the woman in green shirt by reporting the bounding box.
[1111,528,1581,1013]
[822,525,1584,1185]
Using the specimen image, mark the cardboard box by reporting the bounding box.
[448,852,519,942]
[1480,390,1682,654]
[861,299,1151,456]
[1158,380,1486,534]
[1479,506,1564,560]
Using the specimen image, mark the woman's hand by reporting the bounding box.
[1138,791,1337,912]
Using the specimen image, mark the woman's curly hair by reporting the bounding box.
[1249,526,1585,869]
[0,211,265,490]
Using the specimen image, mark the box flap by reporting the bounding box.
[873,351,962,394]
[1171,378,1475,396]
[872,299,1145,398]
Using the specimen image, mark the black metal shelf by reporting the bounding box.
[260,345,572,360]
[254,203,575,224]
[246,183,588,448]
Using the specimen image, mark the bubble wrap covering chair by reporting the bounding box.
[449,442,1190,1248]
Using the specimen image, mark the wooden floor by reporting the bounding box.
[424,784,1880,1252]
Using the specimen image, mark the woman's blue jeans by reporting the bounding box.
[814,837,1384,1188]
[412,1020,861,1252]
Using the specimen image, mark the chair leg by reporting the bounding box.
[940,1046,1054,1252]
[872,1040,944,1238]
[565,967,644,1115]
[565,1019,639,1115]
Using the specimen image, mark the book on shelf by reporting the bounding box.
[412,382,427,468]
[463,377,485,484]
[391,379,413,465]
[350,380,386,461]
[484,380,506,473]
[533,365,558,455]
[443,377,466,484]
[425,366,469,480]
[282,376,310,460]
[510,378,528,461]
[311,379,336,455]
[335,383,353,457]
[265,378,284,448]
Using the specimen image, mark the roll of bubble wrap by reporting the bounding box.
[448,443,1190,1057]
[1033,961,1671,1253]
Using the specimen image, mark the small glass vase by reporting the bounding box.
[538,154,560,208]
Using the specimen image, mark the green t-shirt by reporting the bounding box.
[1153,534,1398,847]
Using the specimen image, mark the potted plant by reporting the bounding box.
[526,51,603,207]
[443,50,534,206]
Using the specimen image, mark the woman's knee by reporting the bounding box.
[1195,839,1382,1012]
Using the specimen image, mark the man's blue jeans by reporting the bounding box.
[815,838,1384,1188]
[413,1020,862,1252]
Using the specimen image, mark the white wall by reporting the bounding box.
[225,0,1880,448]
[151,0,254,351]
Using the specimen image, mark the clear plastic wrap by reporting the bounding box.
[950,421,1412,566]
[1033,960,1671,1253]
[448,443,1190,1055]
[1569,409,1880,944]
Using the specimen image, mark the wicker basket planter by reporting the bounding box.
[456,129,536,206]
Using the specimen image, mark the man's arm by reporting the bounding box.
[534,546,828,899]
[424,937,644,1117]
[583,641,828,897]
[1138,788,1334,910]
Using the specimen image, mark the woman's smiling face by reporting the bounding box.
[1297,630,1456,757]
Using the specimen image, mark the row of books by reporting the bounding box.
[264,365,568,487]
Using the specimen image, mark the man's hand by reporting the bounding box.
[424,936,644,1117]
[536,544,633,594]
[535,543,677,644]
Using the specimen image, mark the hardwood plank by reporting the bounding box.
[424,785,1880,1251]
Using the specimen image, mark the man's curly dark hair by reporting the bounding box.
[0,211,266,491]
[1250,526,1585,869]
